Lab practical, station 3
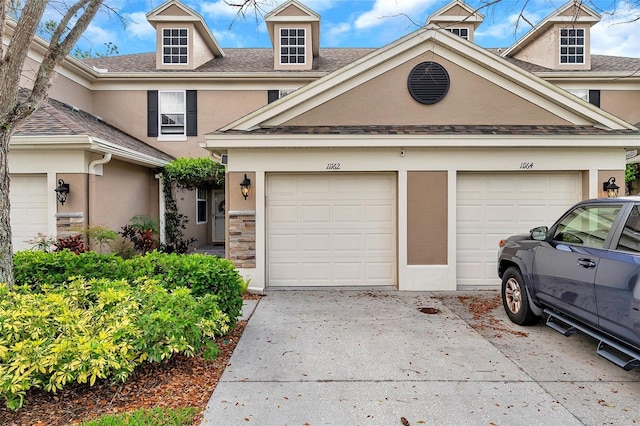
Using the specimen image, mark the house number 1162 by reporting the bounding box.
[520,162,534,170]
[326,163,341,170]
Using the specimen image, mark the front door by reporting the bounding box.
[212,190,225,243]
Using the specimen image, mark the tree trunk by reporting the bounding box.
[0,126,15,287]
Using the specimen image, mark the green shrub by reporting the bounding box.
[13,251,131,291]
[0,278,231,410]
[13,251,243,325]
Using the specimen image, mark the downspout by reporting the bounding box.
[89,153,112,175]
[156,174,166,244]
[87,153,112,230]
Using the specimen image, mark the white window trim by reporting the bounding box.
[158,90,187,141]
[566,89,589,102]
[196,188,208,224]
[162,28,189,65]
[279,89,296,98]
[446,28,469,40]
[559,28,585,65]
[279,28,306,65]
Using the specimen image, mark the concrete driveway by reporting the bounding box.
[201,290,640,425]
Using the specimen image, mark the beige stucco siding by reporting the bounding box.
[92,90,266,159]
[601,90,640,126]
[283,54,572,126]
[90,160,158,234]
[407,171,447,265]
[512,23,592,70]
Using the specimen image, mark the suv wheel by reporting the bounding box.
[501,267,540,326]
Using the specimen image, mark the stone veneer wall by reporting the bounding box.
[228,211,256,268]
[55,212,85,237]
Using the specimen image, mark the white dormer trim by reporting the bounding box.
[266,0,320,58]
[501,0,599,58]
[426,0,484,28]
[146,0,224,58]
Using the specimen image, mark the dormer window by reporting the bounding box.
[446,28,469,40]
[163,28,188,64]
[560,28,585,64]
[280,28,306,64]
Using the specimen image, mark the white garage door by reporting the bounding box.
[268,173,396,287]
[457,172,581,289]
[10,175,49,252]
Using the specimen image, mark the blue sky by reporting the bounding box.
[76,0,640,57]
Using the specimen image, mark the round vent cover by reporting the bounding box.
[407,62,450,105]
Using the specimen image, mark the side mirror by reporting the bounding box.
[530,226,548,241]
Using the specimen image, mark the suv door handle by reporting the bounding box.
[577,258,596,268]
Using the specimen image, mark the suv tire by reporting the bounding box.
[502,267,540,326]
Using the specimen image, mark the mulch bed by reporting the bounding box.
[0,320,247,426]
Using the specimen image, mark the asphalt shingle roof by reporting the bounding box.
[83,48,640,75]
[83,48,376,73]
[220,124,639,136]
[15,95,174,163]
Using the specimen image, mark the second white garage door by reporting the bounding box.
[10,174,49,252]
[267,173,396,287]
[457,172,582,289]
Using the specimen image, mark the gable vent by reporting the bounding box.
[407,62,450,105]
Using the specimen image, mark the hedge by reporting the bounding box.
[0,278,231,410]
[13,251,243,326]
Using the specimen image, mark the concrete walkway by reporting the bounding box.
[201,290,640,425]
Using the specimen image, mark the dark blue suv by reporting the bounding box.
[498,197,640,370]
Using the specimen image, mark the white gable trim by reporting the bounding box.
[220,26,635,132]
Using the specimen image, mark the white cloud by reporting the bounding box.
[83,24,115,45]
[324,22,351,45]
[201,1,241,19]
[475,11,544,46]
[122,11,155,39]
[354,0,438,30]
[591,2,640,57]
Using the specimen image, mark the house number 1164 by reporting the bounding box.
[520,162,534,170]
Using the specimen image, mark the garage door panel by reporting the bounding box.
[366,262,394,280]
[10,175,49,252]
[268,173,396,287]
[334,234,363,251]
[366,205,394,223]
[366,234,394,252]
[457,204,484,223]
[457,172,581,289]
[334,205,362,222]
[270,206,298,223]
[301,205,331,223]
[269,234,298,252]
[301,234,331,252]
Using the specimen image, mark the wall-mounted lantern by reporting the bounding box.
[603,177,620,198]
[240,174,251,200]
[54,179,70,205]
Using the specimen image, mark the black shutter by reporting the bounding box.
[268,90,279,104]
[147,90,158,137]
[186,90,197,136]
[588,90,600,108]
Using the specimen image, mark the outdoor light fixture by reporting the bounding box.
[240,174,251,200]
[54,179,70,205]
[603,177,620,198]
